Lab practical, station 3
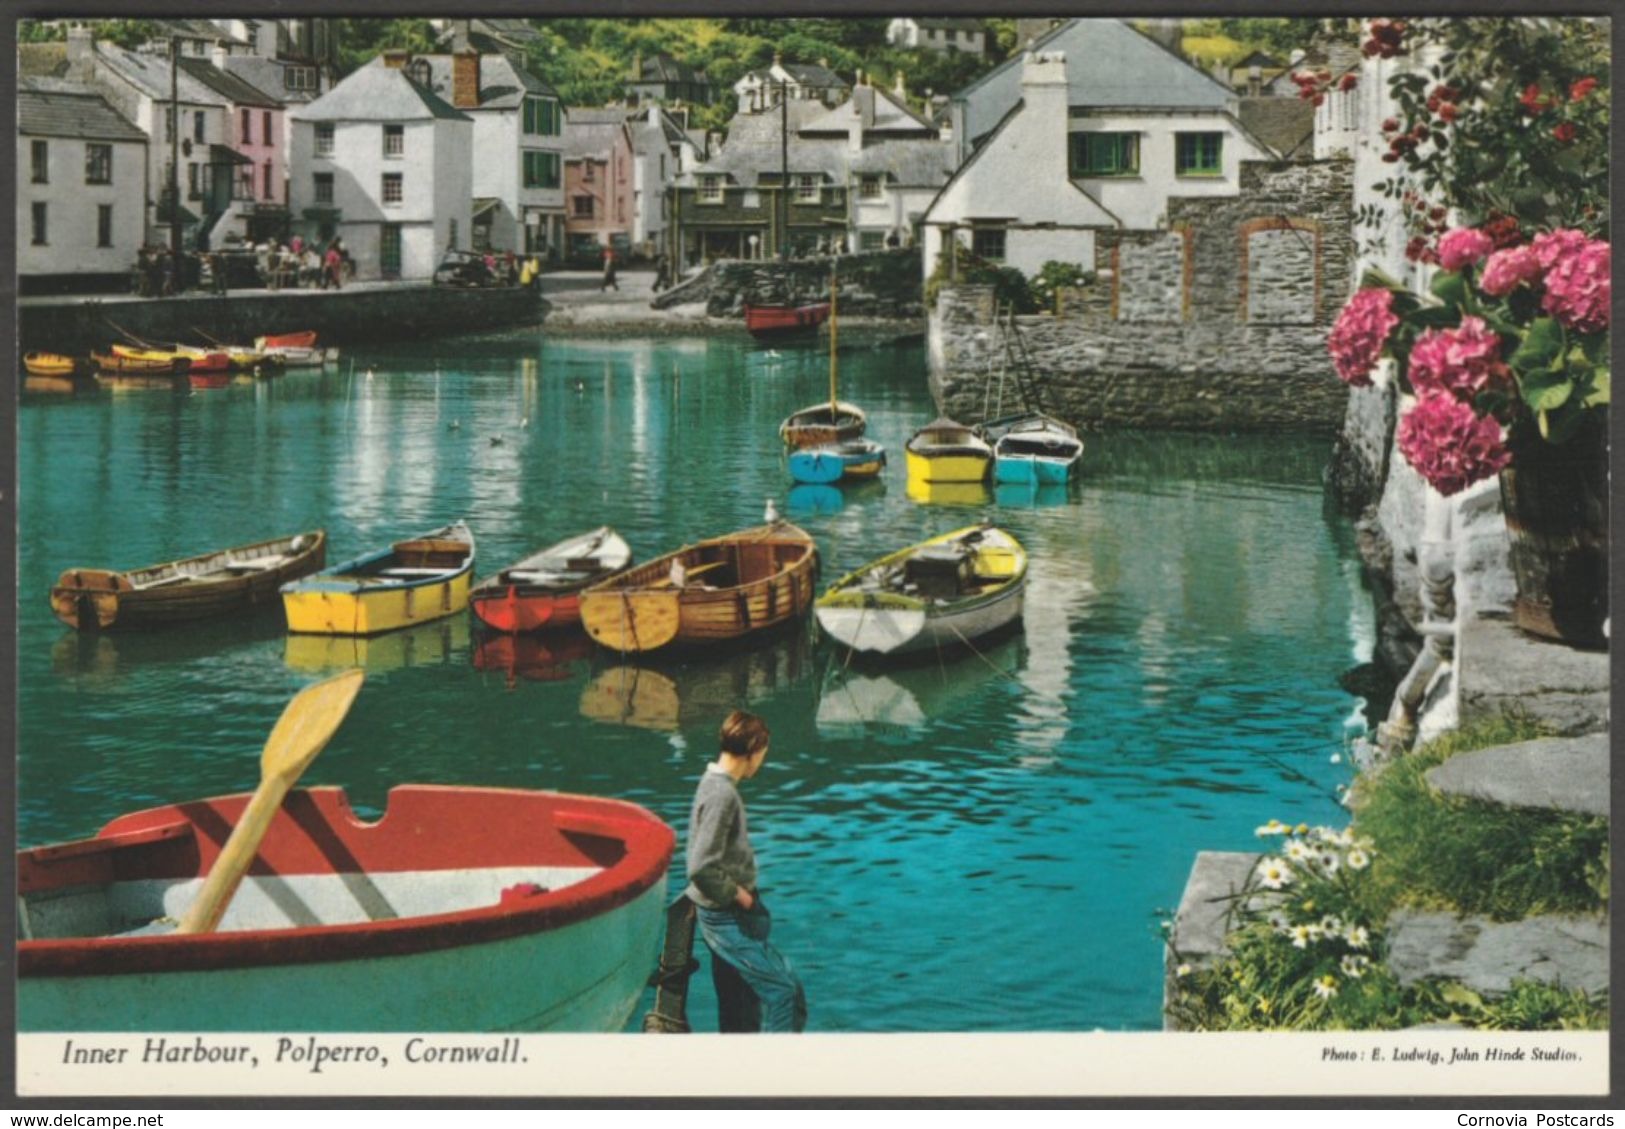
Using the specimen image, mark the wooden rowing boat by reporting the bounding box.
[256,330,318,350]
[980,413,1083,485]
[281,521,476,636]
[578,521,818,654]
[470,527,632,633]
[24,352,79,377]
[91,349,189,376]
[779,271,868,449]
[905,416,993,484]
[50,530,327,632]
[815,524,1027,657]
[260,344,338,368]
[113,343,230,373]
[17,785,673,1032]
[743,301,830,341]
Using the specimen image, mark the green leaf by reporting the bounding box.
[1541,402,1589,445]
[1578,333,1609,366]
[1510,317,1565,373]
[1407,306,1461,329]
[1519,367,1575,413]
[1430,270,1469,308]
[1579,368,1610,407]
[1439,983,1484,1010]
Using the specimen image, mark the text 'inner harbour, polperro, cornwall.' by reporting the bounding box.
[15,12,1609,1065]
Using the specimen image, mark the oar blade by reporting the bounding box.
[261,668,365,783]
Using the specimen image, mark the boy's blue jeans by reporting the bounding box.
[697,901,807,1033]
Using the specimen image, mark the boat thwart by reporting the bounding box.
[471,526,633,633]
[281,521,475,636]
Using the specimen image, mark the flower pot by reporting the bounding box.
[1498,412,1609,649]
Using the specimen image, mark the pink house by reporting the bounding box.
[562,109,635,262]
[181,54,286,242]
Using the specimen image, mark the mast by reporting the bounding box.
[778,78,788,260]
[828,269,838,413]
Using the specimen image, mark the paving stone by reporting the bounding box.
[1426,734,1609,818]
[1169,851,1263,967]
[1456,615,1610,736]
[1385,910,1609,995]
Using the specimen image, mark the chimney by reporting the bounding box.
[66,23,93,76]
[849,85,875,153]
[894,71,906,98]
[211,42,230,70]
[450,18,471,53]
[453,50,480,109]
[382,49,409,69]
[1148,19,1184,55]
[1247,64,1263,97]
[1021,51,1069,176]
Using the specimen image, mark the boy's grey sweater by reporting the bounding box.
[685,765,758,909]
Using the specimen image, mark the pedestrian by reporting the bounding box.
[601,246,619,292]
[290,234,303,257]
[505,250,518,286]
[324,241,344,290]
[162,248,179,296]
[653,252,670,292]
[685,709,807,1033]
[209,252,228,295]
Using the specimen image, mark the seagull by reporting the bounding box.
[364,367,375,381]
[764,497,781,524]
[520,416,530,429]
[490,435,505,446]
[448,419,461,431]
[574,379,585,394]
[765,349,781,359]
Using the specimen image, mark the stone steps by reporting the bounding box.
[1425,733,1609,818]
[1384,910,1608,995]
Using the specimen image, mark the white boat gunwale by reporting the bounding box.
[284,521,475,594]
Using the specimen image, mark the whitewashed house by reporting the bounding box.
[414,48,566,257]
[288,57,472,280]
[734,55,850,114]
[626,105,708,256]
[17,78,148,292]
[886,18,986,57]
[923,23,1279,280]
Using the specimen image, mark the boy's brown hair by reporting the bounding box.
[719,709,770,758]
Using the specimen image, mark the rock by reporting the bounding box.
[1164,851,1264,1029]
[1385,910,1608,995]
[1425,734,1609,818]
[1456,615,1609,736]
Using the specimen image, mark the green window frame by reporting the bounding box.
[523,150,560,189]
[524,98,562,137]
[1068,132,1139,177]
[1176,132,1224,176]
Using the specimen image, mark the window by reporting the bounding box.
[285,66,315,92]
[572,195,595,218]
[448,218,458,249]
[383,124,404,157]
[315,122,334,155]
[263,110,272,143]
[31,139,47,183]
[31,201,47,245]
[164,107,176,141]
[313,172,333,204]
[97,203,113,248]
[698,175,722,203]
[188,163,201,199]
[795,174,819,203]
[241,108,252,144]
[859,174,883,199]
[523,97,561,136]
[859,230,885,251]
[1175,132,1224,176]
[1068,132,1140,177]
[85,143,112,185]
[263,161,274,200]
[193,111,205,143]
[523,150,560,189]
[971,227,1006,261]
[381,172,403,204]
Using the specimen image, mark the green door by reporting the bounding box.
[380,224,402,279]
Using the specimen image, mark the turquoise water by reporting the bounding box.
[17,333,1372,1031]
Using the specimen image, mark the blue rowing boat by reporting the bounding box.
[787,439,887,484]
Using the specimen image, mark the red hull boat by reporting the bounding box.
[470,527,632,634]
[743,302,831,341]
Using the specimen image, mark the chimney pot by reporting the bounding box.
[382,48,409,69]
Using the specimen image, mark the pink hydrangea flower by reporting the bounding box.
[1530,228,1590,271]
[1478,244,1543,297]
[1541,239,1610,334]
[1435,227,1494,272]
[1405,316,1511,401]
[1328,288,1399,386]
[1397,392,1512,496]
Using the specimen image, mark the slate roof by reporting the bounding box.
[415,52,559,111]
[952,19,1237,150]
[290,60,471,122]
[152,18,247,46]
[1237,96,1315,158]
[94,42,232,106]
[801,86,936,135]
[17,81,148,142]
[562,116,626,161]
[681,104,954,189]
[907,18,984,33]
[178,57,281,108]
[437,18,543,53]
[634,53,709,85]
[220,56,320,104]
[740,61,847,90]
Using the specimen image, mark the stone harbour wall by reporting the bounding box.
[930,158,1356,432]
[652,249,923,319]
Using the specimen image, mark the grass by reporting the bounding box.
[1167,714,1610,1031]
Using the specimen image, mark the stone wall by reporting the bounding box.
[929,158,1356,432]
[651,249,923,319]
[17,285,544,352]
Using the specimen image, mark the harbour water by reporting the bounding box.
[17,332,1373,1031]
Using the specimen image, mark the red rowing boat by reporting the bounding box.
[256,330,318,350]
[743,302,831,341]
[470,527,632,633]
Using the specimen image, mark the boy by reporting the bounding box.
[685,710,806,1033]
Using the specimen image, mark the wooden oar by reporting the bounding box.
[175,669,365,935]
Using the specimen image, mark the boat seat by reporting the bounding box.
[564,557,601,571]
[379,567,449,578]
[504,569,556,584]
[234,556,288,572]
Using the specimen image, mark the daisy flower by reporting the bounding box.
[1288,924,1316,949]
[1320,915,1343,935]
[1313,974,1339,1000]
[1285,838,1313,863]
[1316,850,1341,875]
[1255,819,1289,837]
[1344,924,1371,950]
[1346,847,1371,871]
[1256,857,1293,890]
[1341,954,1371,979]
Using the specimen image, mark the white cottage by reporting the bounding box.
[886,19,986,57]
[17,78,148,291]
[924,24,1279,281]
[288,57,473,281]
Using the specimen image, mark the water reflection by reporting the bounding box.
[815,633,1022,734]
[471,628,595,686]
[994,481,1071,509]
[51,614,289,686]
[906,478,991,507]
[581,635,810,733]
[787,484,843,516]
[284,614,470,673]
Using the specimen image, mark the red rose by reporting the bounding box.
[1382,152,1400,163]
[1519,84,1551,115]
[1439,103,1458,123]
[1381,117,1399,132]
[1339,73,1358,92]
[1553,121,1577,144]
[1312,94,1325,107]
[1570,76,1598,101]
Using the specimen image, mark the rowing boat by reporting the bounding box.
[905,416,993,484]
[50,531,327,632]
[980,413,1083,485]
[91,349,189,376]
[256,330,318,350]
[17,785,673,1032]
[743,301,830,342]
[281,521,476,636]
[112,343,230,373]
[470,526,632,633]
[578,521,817,654]
[787,438,887,484]
[24,352,78,377]
[815,524,1027,657]
[778,271,867,448]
